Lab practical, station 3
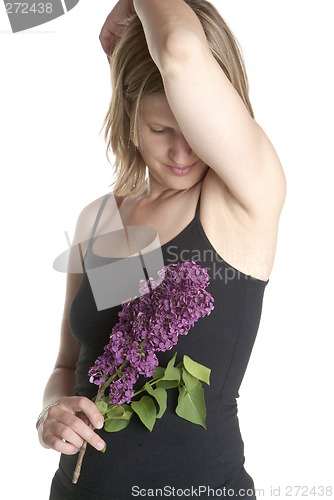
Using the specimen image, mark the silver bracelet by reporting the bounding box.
[36,400,60,429]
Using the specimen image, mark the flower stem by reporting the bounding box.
[132,376,164,397]
[72,439,88,484]
[72,386,104,484]
[72,341,150,483]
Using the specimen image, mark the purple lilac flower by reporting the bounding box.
[88,262,214,405]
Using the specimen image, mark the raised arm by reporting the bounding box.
[132,0,286,220]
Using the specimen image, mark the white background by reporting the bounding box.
[1,0,333,498]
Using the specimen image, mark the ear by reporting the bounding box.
[123,98,131,118]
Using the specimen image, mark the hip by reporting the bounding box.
[49,465,256,499]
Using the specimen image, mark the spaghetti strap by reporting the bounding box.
[195,187,202,219]
[84,193,112,261]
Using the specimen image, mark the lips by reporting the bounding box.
[165,162,198,176]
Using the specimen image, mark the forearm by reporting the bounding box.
[133,0,207,71]
[42,367,76,408]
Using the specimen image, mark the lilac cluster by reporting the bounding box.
[88,261,214,405]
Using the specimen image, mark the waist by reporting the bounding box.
[57,401,245,497]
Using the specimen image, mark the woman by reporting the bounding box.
[38,0,287,498]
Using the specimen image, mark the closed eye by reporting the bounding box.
[150,128,166,135]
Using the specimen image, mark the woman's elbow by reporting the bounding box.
[158,31,203,75]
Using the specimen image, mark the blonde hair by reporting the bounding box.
[102,0,254,197]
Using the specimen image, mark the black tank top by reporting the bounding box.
[54,191,269,499]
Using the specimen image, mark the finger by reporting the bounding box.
[45,414,105,453]
[99,31,114,56]
[48,435,80,456]
[58,396,104,430]
[76,411,90,426]
[45,396,106,451]
[51,420,85,451]
[41,419,81,455]
[60,412,105,452]
[99,19,118,55]
[101,34,119,58]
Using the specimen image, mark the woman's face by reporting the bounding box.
[138,93,208,193]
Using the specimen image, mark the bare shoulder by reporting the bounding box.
[72,192,124,248]
[200,168,286,281]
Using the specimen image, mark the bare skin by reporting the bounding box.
[93,93,280,281]
[38,0,286,456]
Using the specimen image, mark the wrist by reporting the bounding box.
[36,400,60,430]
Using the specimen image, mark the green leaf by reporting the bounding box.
[95,401,108,415]
[131,396,157,432]
[182,368,202,392]
[121,410,134,421]
[92,394,109,404]
[175,383,207,429]
[144,383,167,419]
[166,352,177,369]
[152,366,166,379]
[104,418,130,433]
[183,355,211,385]
[106,406,125,419]
[156,379,180,390]
[163,365,182,381]
[153,352,181,382]
[106,404,133,421]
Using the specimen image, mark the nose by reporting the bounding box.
[168,134,196,166]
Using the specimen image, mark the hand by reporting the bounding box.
[99,0,136,57]
[37,396,105,455]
